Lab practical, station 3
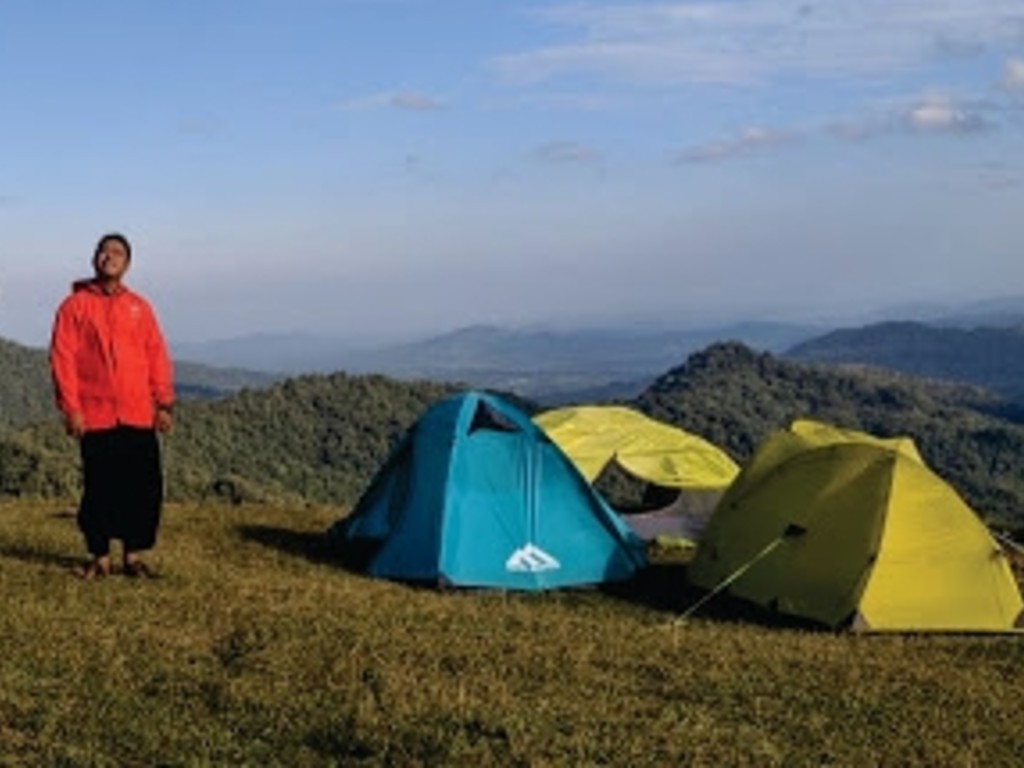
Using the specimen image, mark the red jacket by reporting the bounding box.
[50,279,174,431]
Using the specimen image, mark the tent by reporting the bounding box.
[688,420,1024,632]
[534,405,739,540]
[329,391,646,590]
[534,405,739,488]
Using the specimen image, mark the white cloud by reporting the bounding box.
[1004,58,1024,90]
[494,1,1024,86]
[823,91,993,143]
[904,93,989,133]
[676,126,798,163]
[341,90,446,112]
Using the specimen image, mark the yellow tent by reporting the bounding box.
[689,420,1023,632]
[535,405,740,543]
[534,405,739,490]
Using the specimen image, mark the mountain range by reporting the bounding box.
[8,293,1024,433]
[785,321,1024,404]
[166,295,1024,405]
[172,320,824,403]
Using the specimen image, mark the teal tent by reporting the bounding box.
[329,391,645,590]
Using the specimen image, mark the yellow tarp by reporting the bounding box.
[534,405,739,490]
[689,420,1024,632]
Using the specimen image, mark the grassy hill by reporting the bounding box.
[4,342,1024,764]
[785,321,1024,403]
[1,499,1022,765]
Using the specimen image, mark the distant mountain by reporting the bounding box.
[0,335,280,434]
[173,361,282,400]
[784,321,1024,403]
[851,295,1024,329]
[633,342,1024,529]
[174,321,820,403]
[922,296,1024,329]
[352,321,816,369]
[350,321,826,403]
[171,333,363,374]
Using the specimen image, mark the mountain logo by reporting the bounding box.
[506,543,561,572]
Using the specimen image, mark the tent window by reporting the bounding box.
[468,402,521,435]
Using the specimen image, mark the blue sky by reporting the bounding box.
[2,0,1024,346]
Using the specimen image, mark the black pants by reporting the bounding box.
[78,426,163,557]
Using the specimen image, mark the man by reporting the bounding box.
[50,233,174,578]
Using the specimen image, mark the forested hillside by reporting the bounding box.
[785,321,1024,402]
[162,374,456,504]
[3,340,1023,531]
[0,338,54,432]
[0,373,457,505]
[635,342,1024,528]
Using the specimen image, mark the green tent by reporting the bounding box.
[689,420,1024,632]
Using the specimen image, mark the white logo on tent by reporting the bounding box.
[506,543,561,572]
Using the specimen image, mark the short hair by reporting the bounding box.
[94,232,132,261]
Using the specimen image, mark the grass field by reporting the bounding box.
[1,499,1022,766]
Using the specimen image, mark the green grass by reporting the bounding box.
[1,500,1022,766]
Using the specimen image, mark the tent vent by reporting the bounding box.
[783,523,807,538]
[469,402,521,435]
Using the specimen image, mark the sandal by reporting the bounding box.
[123,560,156,579]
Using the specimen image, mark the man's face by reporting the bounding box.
[93,240,130,281]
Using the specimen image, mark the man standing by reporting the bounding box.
[50,233,174,578]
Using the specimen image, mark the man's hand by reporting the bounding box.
[64,412,85,439]
[155,407,173,434]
